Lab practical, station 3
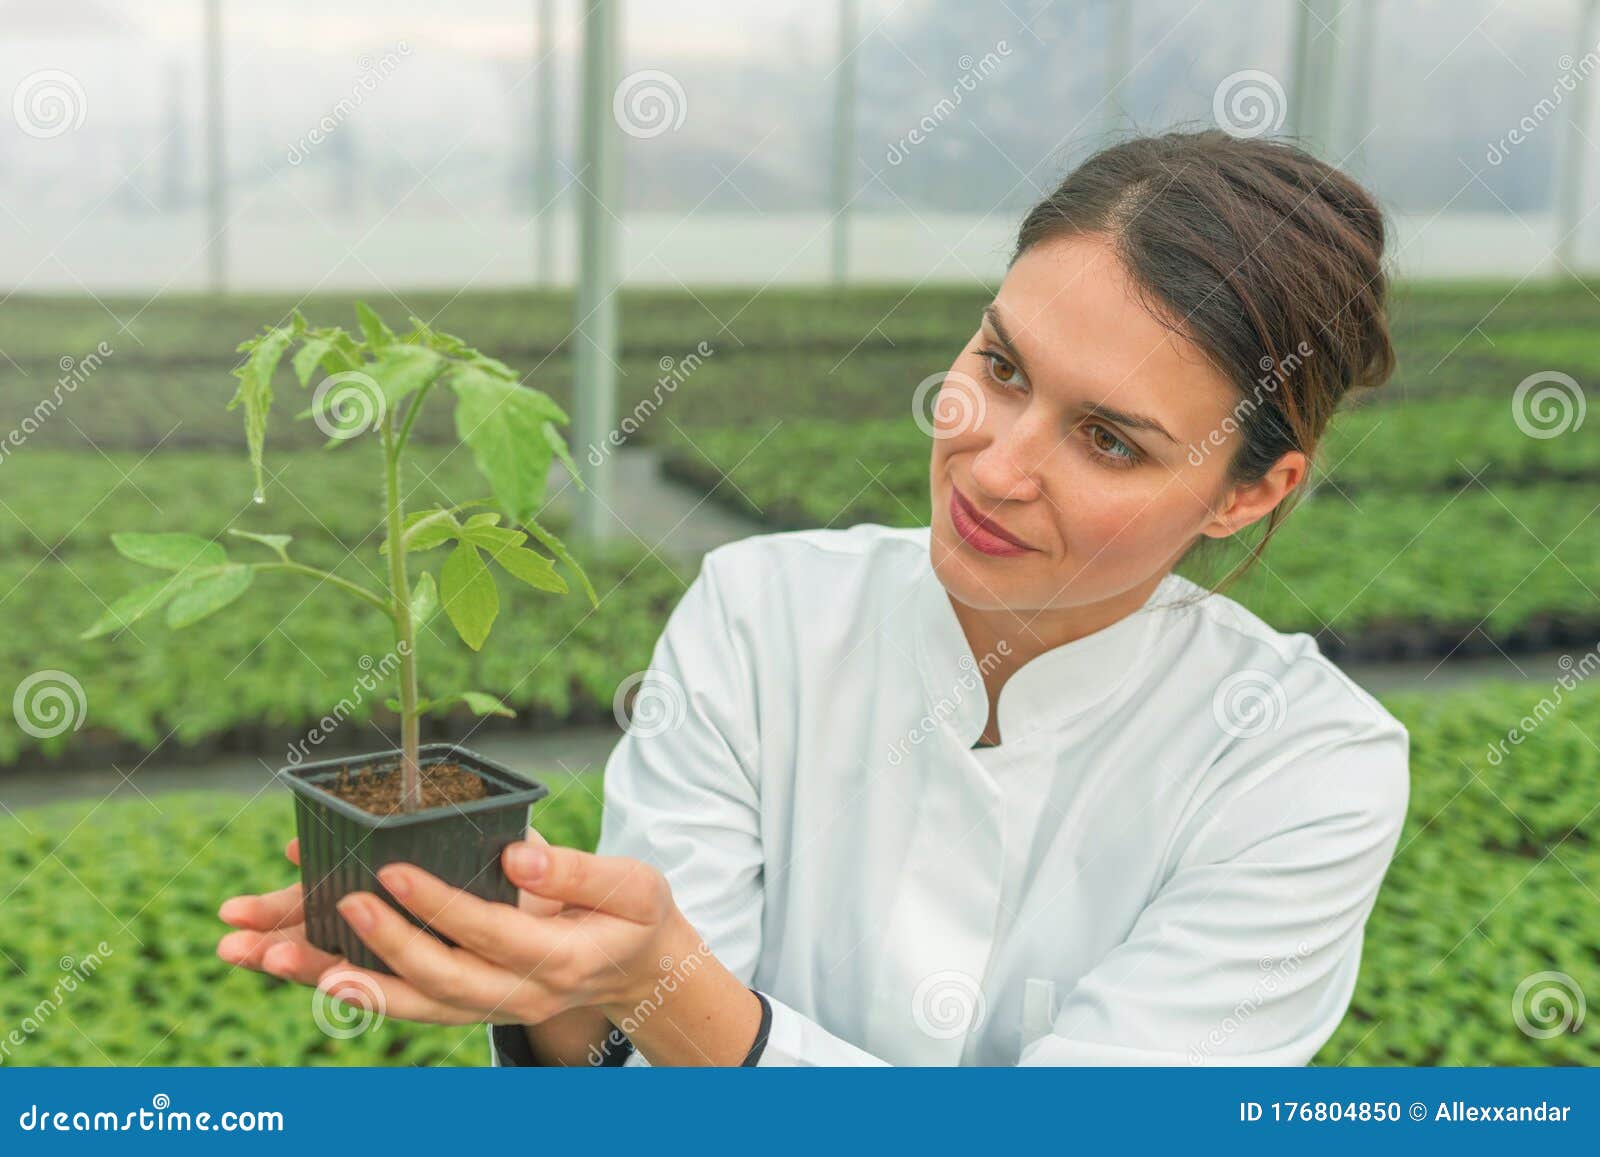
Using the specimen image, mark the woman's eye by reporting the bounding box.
[1087,423,1138,466]
[978,349,1022,389]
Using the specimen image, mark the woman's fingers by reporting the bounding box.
[516,886,566,918]
[311,963,493,1026]
[375,862,574,975]
[504,843,668,924]
[217,926,339,980]
[514,828,566,918]
[334,890,529,1015]
[217,882,304,931]
[218,922,496,1025]
[224,828,592,1025]
[217,927,285,970]
[256,933,345,984]
[215,837,304,930]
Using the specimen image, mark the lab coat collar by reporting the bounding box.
[913,545,1181,748]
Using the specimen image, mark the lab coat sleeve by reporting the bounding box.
[594,546,768,979]
[491,546,800,1066]
[749,992,891,1066]
[1018,725,1411,1066]
[596,547,897,1067]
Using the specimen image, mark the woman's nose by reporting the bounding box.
[970,416,1045,504]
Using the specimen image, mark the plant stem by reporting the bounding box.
[392,382,433,462]
[251,563,390,616]
[382,422,423,812]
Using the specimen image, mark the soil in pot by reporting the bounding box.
[326,761,489,815]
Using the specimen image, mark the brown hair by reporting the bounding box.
[1010,128,1395,593]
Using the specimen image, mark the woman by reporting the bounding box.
[217,129,1410,1066]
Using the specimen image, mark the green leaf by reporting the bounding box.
[449,365,567,524]
[406,317,470,359]
[460,515,528,555]
[410,571,438,632]
[439,543,498,651]
[467,352,518,380]
[487,544,567,594]
[165,565,254,629]
[355,302,395,352]
[369,344,447,408]
[523,519,596,606]
[457,691,515,718]
[291,336,334,386]
[226,529,293,562]
[295,370,386,441]
[293,327,364,384]
[390,691,515,719]
[80,577,190,640]
[545,422,587,492]
[383,507,462,555]
[228,324,295,496]
[111,532,227,572]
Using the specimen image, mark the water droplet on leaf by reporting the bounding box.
[252,490,266,505]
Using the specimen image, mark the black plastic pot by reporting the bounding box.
[279,743,549,974]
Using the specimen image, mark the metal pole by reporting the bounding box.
[203,0,227,292]
[573,0,620,540]
[1554,0,1600,274]
[536,0,557,286]
[1339,0,1378,174]
[830,0,858,284]
[1288,0,1340,156]
[1104,0,1133,140]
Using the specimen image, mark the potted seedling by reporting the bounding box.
[81,304,596,972]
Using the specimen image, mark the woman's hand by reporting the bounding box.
[216,832,698,1029]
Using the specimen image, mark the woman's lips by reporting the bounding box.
[949,486,1034,557]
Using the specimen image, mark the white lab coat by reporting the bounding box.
[493,523,1409,1066]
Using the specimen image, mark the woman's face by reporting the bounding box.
[928,232,1300,620]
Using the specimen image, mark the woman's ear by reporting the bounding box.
[1198,451,1308,539]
